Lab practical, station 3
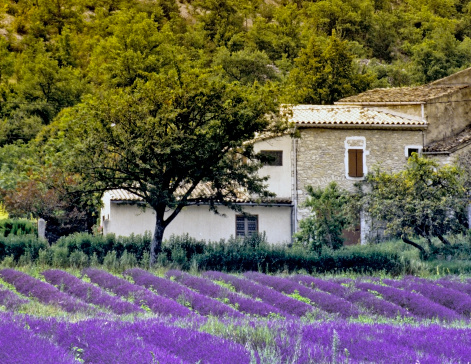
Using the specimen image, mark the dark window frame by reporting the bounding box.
[236,215,259,237]
[260,150,283,166]
[407,148,420,158]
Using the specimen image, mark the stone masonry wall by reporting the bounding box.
[296,127,424,243]
[296,127,424,205]
[425,87,471,144]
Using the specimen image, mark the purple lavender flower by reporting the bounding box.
[0,287,29,310]
[165,269,288,318]
[347,290,412,318]
[125,268,243,318]
[42,269,143,315]
[129,319,252,364]
[3,309,471,363]
[292,275,412,318]
[438,276,471,296]
[203,271,314,317]
[355,281,461,321]
[83,268,192,317]
[383,276,471,316]
[0,269,94,313]
[301,321,471,363]
[0,315,76,364]
[291,275,350,297]
[11,313,250,364]
[245,271,360,318]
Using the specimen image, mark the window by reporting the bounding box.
[236,215,258,237]
[405,146,422,158]
[348,149,364,177]
[260,150,283,166]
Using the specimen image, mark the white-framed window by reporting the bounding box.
[405,145,423,158]
[236,215,258,237]
[345,137,368,180]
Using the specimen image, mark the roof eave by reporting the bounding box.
[295,123,427,130]
[335,101,426,105]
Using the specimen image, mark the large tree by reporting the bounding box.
[360,154,468,258]
[49,66,285,265]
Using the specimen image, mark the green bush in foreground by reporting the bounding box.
[3,231,471,275]
[0,232,408,275]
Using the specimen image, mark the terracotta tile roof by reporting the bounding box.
[287,105,426,128]
[108,187,292,204]
[424,125,471,153]
[336,85,468,104]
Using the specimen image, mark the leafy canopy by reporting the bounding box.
[360,153,468,258]
[49,60,285,263]
[295,182,354,253]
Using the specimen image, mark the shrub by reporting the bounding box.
[0,234,48,262]
[69,250,89,269]
[103,251,118,271]
[0,219,37,237]
[52,246,69,268]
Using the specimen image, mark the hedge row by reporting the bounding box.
[0,232,405,274]
[0,219,37,237]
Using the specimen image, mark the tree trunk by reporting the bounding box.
[149,216,165,268]
[425,236,433,249]
[437,234,451,246]
[402,236,428,260]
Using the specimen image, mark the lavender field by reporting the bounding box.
[1,268,471,363]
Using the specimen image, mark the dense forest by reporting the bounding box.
[1,0,471,239]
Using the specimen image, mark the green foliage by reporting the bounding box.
[213,47,279,84]
[286,289,311,304]
[295,182,354,253]
[1,0,471,255]
[0,234,48,262]
[12,231,471,275]
[0,219,37,237]
[286,32,374,104]
[54,232,151,263]
[60,56,285,264]
[361,154,468,258]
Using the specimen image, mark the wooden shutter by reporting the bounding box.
[356,149,363,177]
[348,149,363,177]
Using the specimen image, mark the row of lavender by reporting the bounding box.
[2,268,471,322]
[2,311,471,363]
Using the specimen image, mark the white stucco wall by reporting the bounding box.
[254,135,293,198]
[103,203,293,244]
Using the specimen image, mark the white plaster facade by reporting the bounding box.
[102,201,293,244]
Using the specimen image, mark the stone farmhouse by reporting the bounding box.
[101,67,471,245]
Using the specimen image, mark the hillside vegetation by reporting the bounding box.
[1,0,471,237]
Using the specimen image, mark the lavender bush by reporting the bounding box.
[0,315,76,364]
[83,268,192,317]
[0,269,93,313]
[291,275,350,297]
[125,268,242,318]
[301,321,471,363]
[292,275,411,318]
[245,271,360,318]
[3,310,471,363]
[0,287,29,310]
[384,276,471,316]
[42,269,143,315]
[355,281,462,321]
[203,271,314,317]
[10,313,251,364]
[166,269,288,318]
[438,276,471,296]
